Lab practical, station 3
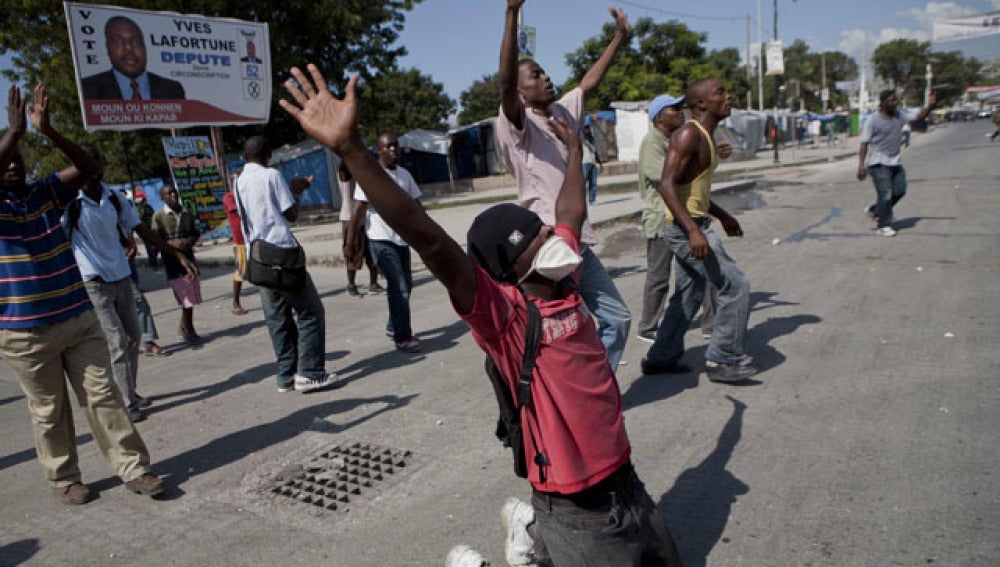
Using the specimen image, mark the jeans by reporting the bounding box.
[129,260,158,343]
[578,248,631,371]
[647,223,750,366]
[531,465,682,566]
[84,278,142,409]
[867,164,907,228]
[638,236,672,336]
[0,311,150,485]
[370,240,413,342]
[259,273,327,388]
[583,163,599,204]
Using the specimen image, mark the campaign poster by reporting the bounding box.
[518,25,536,61]
[765,40,784,76]
[65,2,271,131]
[934,12,1000,42]
[162,136,229,240]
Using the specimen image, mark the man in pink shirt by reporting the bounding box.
[279,63,682,567]
[496,0,633,372]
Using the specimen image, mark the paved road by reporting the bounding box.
[1,121,997,566]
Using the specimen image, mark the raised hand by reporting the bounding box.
[279,65,360,154]
[290,174,313,197]
[6,86,27,136]
[717,140,733,159]
[609,6,630,36]
[27,83,50,135]
[548,117,581,152]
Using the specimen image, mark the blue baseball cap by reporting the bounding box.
[648,94,685,121]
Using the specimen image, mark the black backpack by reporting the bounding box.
[485,290,549,480]
[66,190,130,248]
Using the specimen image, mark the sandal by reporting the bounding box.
[141,343,172,357]
[231,305,249,315]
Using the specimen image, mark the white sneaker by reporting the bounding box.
[501,497,536,566]
[445,545,490,567]
[293,372,338,393]
[875,226,897,237]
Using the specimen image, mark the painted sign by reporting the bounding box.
[765,40,784,76]
[518,25,536,61]
[934,12,1000,42]
[162,136,229,240]
[65,2,271,131]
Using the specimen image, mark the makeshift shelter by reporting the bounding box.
[610,101,648,163]
[270,139,338,213]
[448,118,506,179]
[398,129,454,185]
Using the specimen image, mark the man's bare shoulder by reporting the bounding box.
[669,123,701,154]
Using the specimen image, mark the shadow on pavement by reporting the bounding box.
[746,314,821,374]
[335,320,468,386]
[93,393,417,494]
[0,394,24,407]
[892,216,955,230]
[660,396,748,567]
[147,357,296,414]
[0,538,39,566]
[0,433,93,473]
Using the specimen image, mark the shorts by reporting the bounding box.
[169,277,203,308]
[233,243,247,282]
[342,221,375,271]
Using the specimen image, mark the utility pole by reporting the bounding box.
[757,0,764,112]
[924,63,933,107]
[773,0,780,164]
[821,51,827,113]
[746,12,752,110]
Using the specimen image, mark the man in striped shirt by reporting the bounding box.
[0,84,164,505]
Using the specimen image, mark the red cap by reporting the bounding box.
[134,191,147,200]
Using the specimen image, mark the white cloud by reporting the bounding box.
[838,27,930,60]
[901,2,977,29]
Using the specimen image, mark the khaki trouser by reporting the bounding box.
[0,310,151,487]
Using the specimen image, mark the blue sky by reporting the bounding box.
[2,1,998,128]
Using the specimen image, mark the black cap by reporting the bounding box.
[466,203,543,284]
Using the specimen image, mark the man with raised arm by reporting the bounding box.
[0,84,164,505]
[280,64,683,567]
[642,77,757,384]
[496,0,633,372]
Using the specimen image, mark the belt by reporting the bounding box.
[673,216,711,229]
[532,461,632,511]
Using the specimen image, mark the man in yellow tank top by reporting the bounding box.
[640,77,756,384]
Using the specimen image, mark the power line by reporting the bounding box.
[618,0,745,22]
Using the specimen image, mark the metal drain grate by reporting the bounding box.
[268,442,413,513]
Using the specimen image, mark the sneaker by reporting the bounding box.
[702,332,712,340]
[367,283,386,294]
[294,372,339,393]
[445,545,490,567]
[395,337,421,353]
[127,406,147,423]
[636,331,656,344]
[641,358,692,375]
[705,361,758,383]
[277,384,294,393]
[346,284,362,297]
[52,482,93,505]
[875,226,897,237]
[125,473,165,497]
[501,497,535,566]
[864,205,877,221]
[135,395,152,409]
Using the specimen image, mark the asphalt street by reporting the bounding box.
[0,120,997,566]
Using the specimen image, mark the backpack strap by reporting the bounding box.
[516,288,549,475]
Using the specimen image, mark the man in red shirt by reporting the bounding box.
[279,64,682,566]
[221,173,249,315]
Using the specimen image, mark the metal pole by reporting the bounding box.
[746,13,752,110]
[119,132,136,191]
[773,0,780,164]
[821,51,827,112]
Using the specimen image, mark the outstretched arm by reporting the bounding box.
[577,7,630,95]
[550,119,586,237]
[27,84,98,191]
[133,224,199,279]
[280,65,477,313]
[499,0,526,129]
[914,90,936,123]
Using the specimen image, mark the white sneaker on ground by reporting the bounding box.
[636,331,655,344]
[501,497,536,566]
[445,545,490,567]
[293,372,339,393]
[875,226,897,237]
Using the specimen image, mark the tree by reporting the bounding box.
[928,50,982,105]
[356,67,455,143]
[0,0,423,182]
[871,39,929,103]
[457,74,500,126]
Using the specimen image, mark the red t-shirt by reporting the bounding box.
[453,225,630,494]
[221,191,244,245]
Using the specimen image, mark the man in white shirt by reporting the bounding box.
[235,136,338,393]
[347,133,422,353]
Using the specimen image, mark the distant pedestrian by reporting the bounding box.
[858,89,936,237]
[133,188,158,268]
[222,171,250,315]
[901,122,911,148]
[581,124,601,204]
[129,258,170,357]
[349,133,422,353]
[337,162,382,297]
[0,83,164,504]
[990,107,999,142]
[151,184,203,343]
[235,136,338,393]
[497,0,633,371]
[642,77,757,384]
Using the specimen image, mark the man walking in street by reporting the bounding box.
[235,136,337,393]
[0,83,164,504]
[279,62,683,567]
[338,162,382,297]
[858,89,936,237]
[496,0,633,371]
[348,132,422,353]
[66,145,197,422]
[642,78,756,384]
[151,184,203,344]
[222,172,250,315]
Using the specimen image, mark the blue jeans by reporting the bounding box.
[578,248,631,371]
[129,260,158,342]
[583,163,599,204]
[647,223,750,366]
[868,164,907,228]
[370,240,413,342]
[259,273,327,388]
